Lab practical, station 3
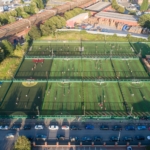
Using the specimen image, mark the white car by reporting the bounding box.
[61,125,69,130]
[49,125,59,130]
[6,133,14,138]
[147,136,150,140]
[34,125,44,130]
[0,125,9,130]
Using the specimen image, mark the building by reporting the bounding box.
[132,0,150,4]
[95,12,139,26]
[66,13,89,28]
[85,2,111,12]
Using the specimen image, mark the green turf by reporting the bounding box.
[83,82,124,112]
[28,42,135,56]
[0,82,11,103]
[1,82,47,115]
[112,59,148,78]
[120,82,150,113]
[42,82,83,114]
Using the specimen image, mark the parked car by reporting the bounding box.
[24,125,31,130]
[61,125,69,130]
[49,125,59,130]
[137,125,147,130]
[135,135,145,140]
[112,125,122,131]
[0,125,9,130]
[123,136,133,141]
[26,136,34,141]
[100,125,109,130]
[82,136,92,142]
[34,125,43,130]
[147,136,150,140]
[11,125,21,130]
[148,127,150,131]
[6,133,14,138]
[36,135,47,141]
[94,136,102,141]
[125,125,135,131]
[70,136,79,142]
[70,125,81,130]
[127,146,132,150]
[85,124,94,130]
[57,135,65,140]
[110,136,120,142]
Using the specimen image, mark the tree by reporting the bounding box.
[140,0,149,11]
[139,14,150,29]
[14,136,31,150]
[117,6,125,13]
[0,47,5,61]
[28,26,41,40]
[1,40,14,55]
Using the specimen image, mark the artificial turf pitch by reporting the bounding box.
[27,42,135,57]
[15,58,148,79]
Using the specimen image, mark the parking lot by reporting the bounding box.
[0,118,149,150]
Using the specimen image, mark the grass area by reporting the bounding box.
[28,41,135,57]
[112,59,149,78]
[0,82,11,103]
[130,42,150,57]
[42,82,83,115]
[120,82,150,113]
[0,82,47,115]
[0,50,24,79]
[39,31,147,42]
[83,82,124,112]
[15,59,53,79]
[42,82,125,115]
[16,58,148,79]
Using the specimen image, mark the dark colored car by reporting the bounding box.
[26,136,34,141]
[70,125,81,130]
[36,134,47,141]
[11,125,21,130]
[85,124,94,130]
[123,136,133,141]
[135,135,145,141]
[100,125,109,130]
[125,125,135,131]
[24,125,31,130]
[70,136,79,142]
[94,136,102,141]
[57,135,65,140]
[139,116,149,120]
[82,136,92,142]
[112,125,122,131]
[110,136,120,142]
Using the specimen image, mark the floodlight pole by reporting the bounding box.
[36,106,40,116]
[118,130,121,142]
[130,107,133,116]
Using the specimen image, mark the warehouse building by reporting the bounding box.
[95,12,138,26]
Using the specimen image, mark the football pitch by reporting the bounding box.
[27,41,136,57]
[15,58,149,79]
[1,41,150,116]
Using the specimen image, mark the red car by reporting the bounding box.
[148,127,150,131]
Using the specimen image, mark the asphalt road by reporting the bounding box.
[0,118,150,150]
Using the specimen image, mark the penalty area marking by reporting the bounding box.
[22,81,38,87]
[57,82,73,87]
[128,82,144,89]
[92,82,108,87]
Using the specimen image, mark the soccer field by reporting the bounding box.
[0,82,47,115]
[42,82,125,115]
[0,82,11,103]
[27,41,135,57]
[15,58,149,79]
[120,82,150,115]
